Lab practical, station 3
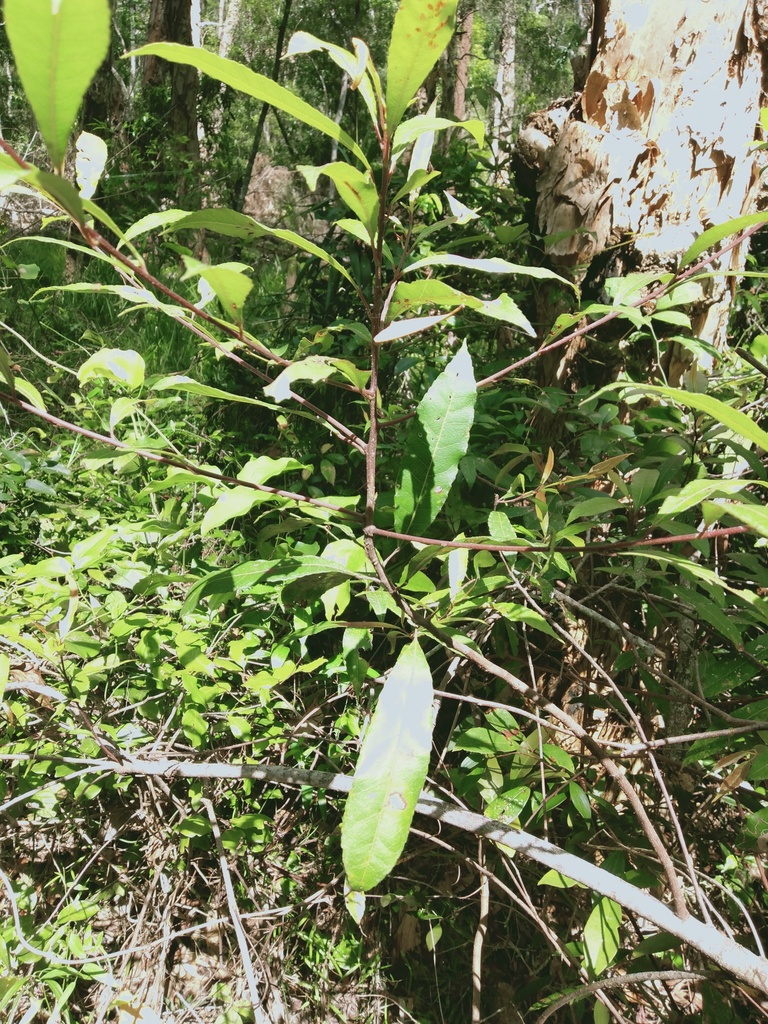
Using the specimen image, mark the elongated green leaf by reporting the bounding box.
[386,0,458,133]
[6,0,110,169]
[299,163,379,241]
[392,169,441,203]
[657,478,755,516]
[583,897,622,976]
[392,114,484,160]
[680,212,768,269]
[264,356,370,402]
[704,499,768,539]
[404,252,578,293]
[375,312,455,343]
[25,167,85,224]
[389,280,535,334]
[615,384,768,453]
[122,206,356,286]
[342,638,434,891]
[394,342,476,535]
[128,43,369,168]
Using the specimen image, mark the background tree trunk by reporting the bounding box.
[144,0,200,177]
[490,2,516,176]
[519,0,768,389]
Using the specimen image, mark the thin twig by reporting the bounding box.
[533,970,713,1024]
[471,840,489,1024]
[201,796,270,1024]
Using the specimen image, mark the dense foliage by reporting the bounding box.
[1,2,768,1023]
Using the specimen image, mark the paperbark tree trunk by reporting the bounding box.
[518,0,768,390]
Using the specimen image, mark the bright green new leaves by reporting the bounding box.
[394,343,476,536]
[386,0,458,133]
[299,163,379,243]
[128,43,369,169]
[583,897,622,976]
[342,638,434,892]
[5,0,110,170]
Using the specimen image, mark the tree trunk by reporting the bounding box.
[518,0,768,388]
[144,0,200,174]
[490,1,516,176]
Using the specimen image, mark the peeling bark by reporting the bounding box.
[519,0,768,385]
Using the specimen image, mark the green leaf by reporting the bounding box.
[394,342,476,535]
[181,257,252,323]
[342,638,434,891]
[123,206,357,286]
[569,781,592,821]
[300,162,379,241]
[392,169,441,203]
[538,870,582,889]
[181,560,282,614]
[286,31,378,127]
[403,252,579,294]
[5,0,110,169]
[385,0,458,133]
[375,311,456,343]
[0,152,32,189]
[25,166,86,224]
[389,280,534,333]
[391,113,485,160]
[704,499,768,538]
[680,212,768,268]
[657,478,755,516]
[78,349,146,391]
[265,356,370,402]
[13,379,47,412]
[128,43,369,168]
[613,383,768,453]
[566,496,624,524]
[75,131,108,198]
[583,897,622,977]
[201,457,307,534]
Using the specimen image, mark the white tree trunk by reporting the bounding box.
[529,0,768,368]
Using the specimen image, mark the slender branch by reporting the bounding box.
[1,392,364,521]
[25,752,768,996]
[365,523,749,556]
[533,970,713,1024]
[202,797,270,1023]
[477,222,768,389]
